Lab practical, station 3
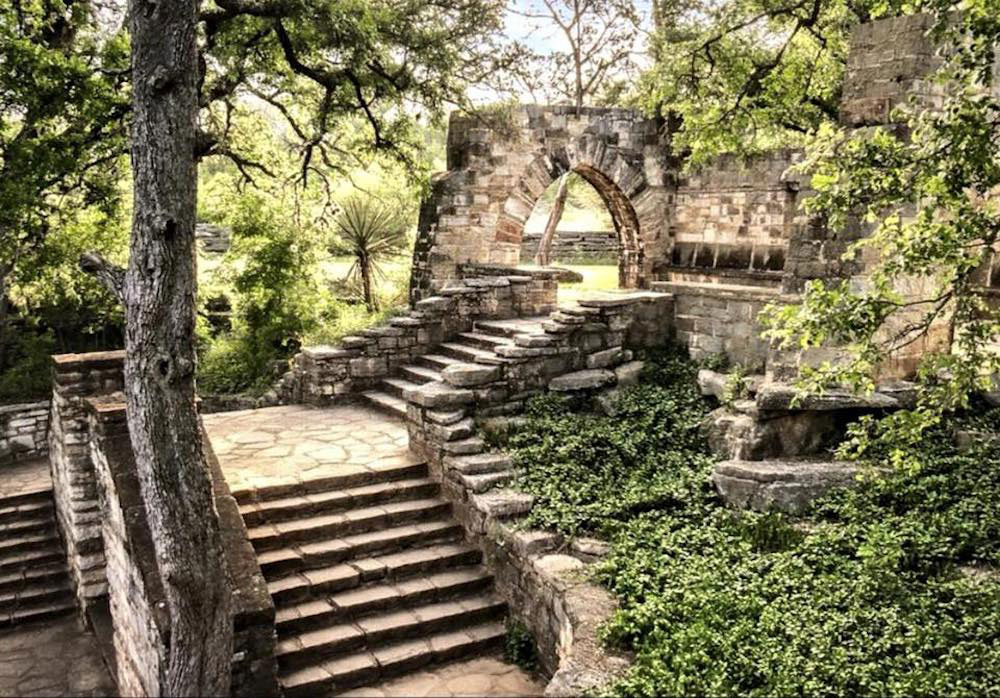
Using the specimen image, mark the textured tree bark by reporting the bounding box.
[535,173,570,267]
[126,1,232,695]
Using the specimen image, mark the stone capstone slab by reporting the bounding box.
[712,458,863,513]
[756,383,916,411]
[441,363,501,388]
[548,370,616,392]
[402,381,475,408]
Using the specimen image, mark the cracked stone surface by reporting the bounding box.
[336,655,545,697]
[203,404,420,497]
[0,458,50,500]
[0,616,115,697]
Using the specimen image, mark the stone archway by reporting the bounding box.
[410,106,672,303]
[496,155,646,289]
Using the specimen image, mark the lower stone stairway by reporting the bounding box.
[0,486,75,627]
[237,459,508,696]
[360,316,547,419]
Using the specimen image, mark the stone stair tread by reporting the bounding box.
[0,531,59,555]
[249,498,451,546]
[443,452,513,475]
[0,488,53,509]
[0,500,54,522]
[0,517,55,536]
[276,565,492,630]
[416,354,462,370]
[2,597,76,627]
[275,592,504,666]
[400,365,442,384]
[382,377,421,392]
[0,579,72,609]
[439,343,503,364]
[279,620,506,695]
[361,391,407,417]
[0,562,67,591]
[0,547,64,573]
[457,470,513,494]
[240,478,438,524]
[474,317,549,337]
[456,332,513,347]
[261,519,465,581]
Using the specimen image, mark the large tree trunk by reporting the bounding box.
[125,1,232,695]
[535,174,570,267]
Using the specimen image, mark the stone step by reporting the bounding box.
[455,332,512,350]
[439,343,503,365]
[275,592,505,671]
[248,498,453,552]
[0,597,76,628]
[443,453,513,476]
[414,354,462,372]
[441,436,486,456]
[0,516,56,538]
[360,391,408,419]
[0,547,65,575]
[0,531,60,557]
[256,520,464,579]
[0,562,68,595]
[274,555,490,632]
[280,620,506,698]
[712,458,862,513]
[379,377,422,400]
[474,318,549,338]
[400,365,442,385]
[0,488,53,510]
[0,579,73,614]
[457,470,513,494]
[267,541,482,605]
[234,461,428,505]
[0,499,54,526]
[240,478,440,527]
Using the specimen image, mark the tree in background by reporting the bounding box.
[0,0,128,374]
[332,197,410,311]
[512,0,641,267]
[763,0,1000,469]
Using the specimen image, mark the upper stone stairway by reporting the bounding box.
[360,316,547,419]
[235,457,508,696]
[0,463,75,627]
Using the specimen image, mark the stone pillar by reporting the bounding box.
[48,350,125,615]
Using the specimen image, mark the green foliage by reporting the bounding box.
[505,351,1000,696]
[199,196,327,394]
[507,349,714,536]
[331,197,410,311]
[504,618,539,674]
[761,4,1000,468]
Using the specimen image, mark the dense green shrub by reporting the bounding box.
[504,350,1000,697]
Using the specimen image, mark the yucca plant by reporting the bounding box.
[331,197,410,311]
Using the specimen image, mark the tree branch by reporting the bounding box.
[80,252,125,304]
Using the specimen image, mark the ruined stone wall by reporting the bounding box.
[411,106,674,300]
[0,400,49,463]
[660,150,810,288]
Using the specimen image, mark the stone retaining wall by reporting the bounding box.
[293,268,559,405]
[49,350,126,614]
[48,351,277,697]
[0,400,49,463]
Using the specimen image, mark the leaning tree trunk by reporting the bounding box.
[535,173,570,267]
[125,0,232,694]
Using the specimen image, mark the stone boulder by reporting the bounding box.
[703,405,837,461]
[712,458,864,513]
[549,369,616,392]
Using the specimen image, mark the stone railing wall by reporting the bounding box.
[48,351,277,697]
[293,269,558,405]
[49,350,126,614]
[0,400,49,463]
[86,396,169,697]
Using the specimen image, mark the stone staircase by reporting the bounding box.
[0,487,75,627]
[360,316,547,419]
[237,460,509,697]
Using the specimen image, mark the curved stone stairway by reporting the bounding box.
[360,316,547,419]
[236,459,508,696]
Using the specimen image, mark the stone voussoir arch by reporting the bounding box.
[410,105,673,303]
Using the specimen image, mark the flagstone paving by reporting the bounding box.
[203,404,420,497]
[0,458,50,500]
[0,615,115,697]
[336,655,545,697]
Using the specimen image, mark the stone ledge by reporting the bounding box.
[549,369,616,392]
[756,382,917,411]
[712,458,863,513]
